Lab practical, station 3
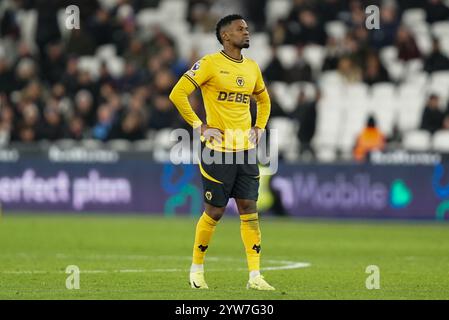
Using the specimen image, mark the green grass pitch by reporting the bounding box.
[0,214,448,300]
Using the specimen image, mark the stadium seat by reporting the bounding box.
[192,33,221,57]
[402,8,426,27]
[153,128,177,149]
[133,139,154,152]
[57,9,70,39]
[268,117,298,156]
[338,108,369,153]
[136,8,164,29]
[403,72,428,88]
[96,44,117,61]
[387,61,406,81]
[415,32,433,55]
[106,56,125,78]
[314,102,341,150]
[325,21,347,40]
[98,0,119,10]
[432,130,449,152]
[78,56,101,79]
[266,0,292,26]
[345,83,369,101]
[440,35,449,56]
[107,139,132,151]
[55,139,77,149]
[15,9,37,46]
[432,21,449,39]
[159,0,187,21]
[315,147,337,163]
[402,130,431,151]
[291,81,317,101]
[319,71,344,88]
[277,45,297,69]
[303,45,325,72]
[371,82,396,100]
[245,33,271,69]
[81,139,104,149]
[270,81,292,111]
[380,46,398,66]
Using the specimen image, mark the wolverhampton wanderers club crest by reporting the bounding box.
[205,191,212,201]
[236,76,245,87]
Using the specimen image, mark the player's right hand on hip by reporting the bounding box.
[201,124,223,144]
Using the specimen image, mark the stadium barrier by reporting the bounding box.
[0,146,448,221]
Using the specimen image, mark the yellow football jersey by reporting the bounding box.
[170,50,271,152]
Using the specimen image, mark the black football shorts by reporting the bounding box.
[198,143,260,207]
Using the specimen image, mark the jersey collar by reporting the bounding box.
[220,50,244,63]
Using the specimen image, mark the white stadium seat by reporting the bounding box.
[106,56,125,78]
[277,45,298,69]
[402,8,426,26]
[96,44,117,61]
[325,21,347,40]
[402,130,431,151]
[266,0,292,26]
[432,131,449,152]
[432,21,449,39]
[303,45,326,71]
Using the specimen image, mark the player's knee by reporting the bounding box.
[237,200,257,214]
[204,205,225,221]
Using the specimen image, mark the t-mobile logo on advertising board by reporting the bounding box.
[273,174,389,210]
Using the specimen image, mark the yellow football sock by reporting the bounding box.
[240,213,261,272]
[192,212,218,265]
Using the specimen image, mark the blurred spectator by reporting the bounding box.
[293,9,327,46]
[65,116,86,140]
[316,0,347,23]
[395,26,421,62]
[61,57,79,96]
[187,0,216,32]
[269,19,288,46]
[33,0,63,58]
[66,29,96,56]
[369,3,400,49]
[148,95,178,130]
[444,103,449,130]
[424,0,449,24]
[13,58,37,92]
[117,62,144,92]
[285,44,313,83]
[290,89,318,160]
[124,38,147,69]
[87,7,115,47]
[424,38,449,73]
[263,47,286,82]
[353,115,385,162]
[41,42,67,85]
[92,104,115,141]
[337,56,362,83]
[363,51,391,85]
[110,111,146,141]
[244,0,268,32]
[74,90,96,127]
[38,107,65,141]
[0,104,15,145]
[0,57,14,94]
[420,94,444,134]
[322,37,344,71]
[12,103,40,143]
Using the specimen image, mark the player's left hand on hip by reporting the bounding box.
[249,126,264,145]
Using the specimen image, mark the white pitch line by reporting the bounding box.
[0,257,310,274]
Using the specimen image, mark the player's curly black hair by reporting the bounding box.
[215,14,245,45]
